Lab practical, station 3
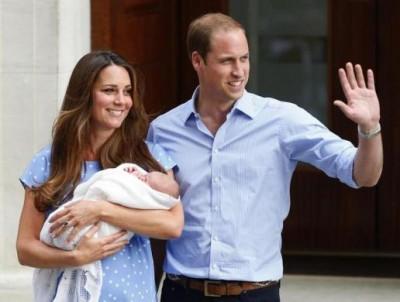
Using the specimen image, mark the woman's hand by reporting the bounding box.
[17,190,127,268]
[72,224,128,266]
[49,200,107,242]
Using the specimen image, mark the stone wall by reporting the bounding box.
[0,0,90,299]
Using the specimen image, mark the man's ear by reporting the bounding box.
[191,51,204,71]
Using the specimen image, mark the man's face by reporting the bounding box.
[193,29,250,104]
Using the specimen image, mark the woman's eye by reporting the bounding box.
[103,88,114,94]
[124,89,132,96]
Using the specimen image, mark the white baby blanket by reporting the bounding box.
[34,163,179,302]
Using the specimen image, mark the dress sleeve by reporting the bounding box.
[146,141,176,171]
[19,146,52,189]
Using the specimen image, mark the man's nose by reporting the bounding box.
[232,61,244,77]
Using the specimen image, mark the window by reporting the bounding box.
[230,0,328,124]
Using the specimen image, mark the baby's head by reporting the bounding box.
[145,172,166,191]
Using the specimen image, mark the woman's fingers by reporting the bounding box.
[49,209,72,233]
[50,223,69,238]
[102,239,129,258]
[66,223,84,243]
[101,229,128,244]
[49,208,69,223]
[48,209,70,233]
[82,223,100,238]
[73,228,129,265]
[98,230,129,256]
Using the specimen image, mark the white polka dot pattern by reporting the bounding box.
[20,142,175,301]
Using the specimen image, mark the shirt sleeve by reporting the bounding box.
[280,104,359,189]
[19,146,51,189]
[146,141,176,171]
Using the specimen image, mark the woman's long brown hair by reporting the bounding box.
[33,51,164,212]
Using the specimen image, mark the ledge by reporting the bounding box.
[283,252,400,278]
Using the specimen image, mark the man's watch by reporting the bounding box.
[357,123,381,139]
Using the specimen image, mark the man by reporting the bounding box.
[148,13,383,302]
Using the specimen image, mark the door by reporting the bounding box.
[285,0,400,255]
[91,0,229,283]
[92,0,180,115]
[91,0,400,277]
[284,0,378,253]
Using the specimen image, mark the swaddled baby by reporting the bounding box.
[35,163,180,302]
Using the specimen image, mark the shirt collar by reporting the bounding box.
[182,87,262,125]
[182,87,201,125]
[231,90,259,119]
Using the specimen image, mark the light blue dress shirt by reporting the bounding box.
[148,89,359,282]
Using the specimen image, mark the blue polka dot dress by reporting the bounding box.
[20,143,176,302]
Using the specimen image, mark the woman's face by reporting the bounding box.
[91,65,133,137]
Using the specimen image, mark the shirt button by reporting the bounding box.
[214,177,220,183]
[213,236,219,241]
[213,148,219,154]
[212,264,218,269]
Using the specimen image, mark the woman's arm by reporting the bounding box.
[50,170,184,241]
[101,170,184,239]
[100,201,184,239]
[16,189,127,268]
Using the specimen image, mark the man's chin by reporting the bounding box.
[227,90,244,100]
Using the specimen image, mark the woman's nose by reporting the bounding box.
[114,91,124,104]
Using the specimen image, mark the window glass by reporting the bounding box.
[230,0,328,123]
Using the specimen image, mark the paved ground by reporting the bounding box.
[281,274,400,302]
[3,273,400,301]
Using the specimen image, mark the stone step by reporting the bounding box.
[0,270,33,301]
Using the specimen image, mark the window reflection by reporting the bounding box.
[230,0,327,124]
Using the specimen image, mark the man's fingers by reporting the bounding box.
[345,62,358,89]
[333,100,354,120]
[355,64,366,88]
[338,68,352,101]
[367,69,375,90]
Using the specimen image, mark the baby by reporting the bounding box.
[123,165,179,198]
[42,163,180,250]
[35,163,180,302]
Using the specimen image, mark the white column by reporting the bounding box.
[0,0,90,300]
[58,0,91,106]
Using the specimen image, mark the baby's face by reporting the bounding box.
[146,172,166,190]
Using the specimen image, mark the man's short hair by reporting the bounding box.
[186,13,245,61]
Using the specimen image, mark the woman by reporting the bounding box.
[16,50,183,301]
